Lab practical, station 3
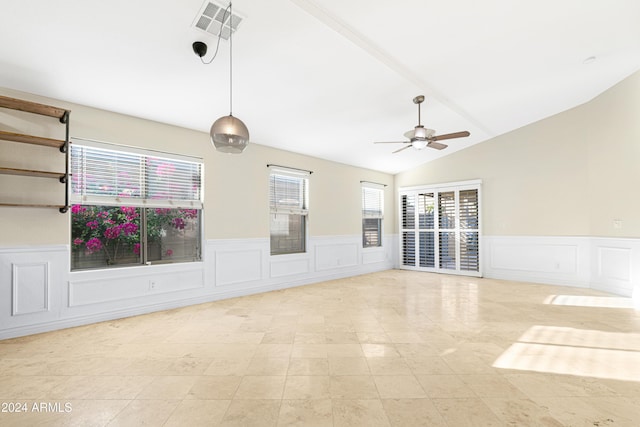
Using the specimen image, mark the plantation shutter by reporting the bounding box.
[401,194,416,266]
[459,189,480,272]
[438,192,456,270]
[70,138,203,209]
[399,180,481,277]
[418,193,435,268]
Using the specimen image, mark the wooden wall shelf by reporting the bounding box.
[0,130,66,149]
[0,203,66,209]
[0,167,66,181]
[0,95,71,213]
[0,96,68,121]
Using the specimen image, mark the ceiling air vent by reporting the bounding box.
[192,1,243,40]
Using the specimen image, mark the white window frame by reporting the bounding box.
[69,138,204,270]
[268,165,310,256]
[361,182,384,248]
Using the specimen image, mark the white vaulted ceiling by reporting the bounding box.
[1,0,639,173]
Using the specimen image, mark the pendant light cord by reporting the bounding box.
[198,4,231,67]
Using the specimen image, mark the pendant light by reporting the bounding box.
[193,2,249,154]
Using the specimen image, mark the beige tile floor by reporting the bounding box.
[1,270,640,426]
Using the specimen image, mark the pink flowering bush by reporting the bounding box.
[71,205,141,264]
[71,205,197,267]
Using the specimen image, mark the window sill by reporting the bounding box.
[269,251,309,259]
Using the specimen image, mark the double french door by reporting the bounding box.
[399,181,481,276]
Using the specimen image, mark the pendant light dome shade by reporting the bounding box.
[210,115,250,154]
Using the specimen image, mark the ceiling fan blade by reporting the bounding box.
[374,141,408,144]
[427,141,448,150]
[431,131,470,141]
[392,145,413,154]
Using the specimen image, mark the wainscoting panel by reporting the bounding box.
[484,235,640,297]
[215,249,263,286]
[207,238,267,286]
[362,247,387,265]
[591,238,640,296]
[0,246,67,331]
[483,236,591,288]
[12,262,49,316]
[270,256,311,278]
[597,247,631,281]
[490,243,578,274]
[69,265,204,307]
[315,242,359,271]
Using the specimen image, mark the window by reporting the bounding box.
[269,167,309,255]
[362,183,384,248]
[399,180,481,276]
[70,140,202,270]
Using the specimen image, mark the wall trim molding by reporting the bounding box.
[0,245,68,254]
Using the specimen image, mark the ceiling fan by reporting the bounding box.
[374,95,470,153]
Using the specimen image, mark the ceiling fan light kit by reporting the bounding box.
[374,95,470,153]
[412,140,427,150]
[193,2,250,154]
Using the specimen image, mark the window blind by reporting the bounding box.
[269,166,309,255]
[269,168,309,215]
[70,141,203,209]
[362,186,383,219]
[362,183,384,248]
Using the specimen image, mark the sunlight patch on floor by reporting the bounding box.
[544,294,636,309]
[493,325,640,381]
